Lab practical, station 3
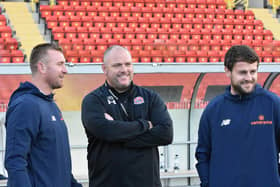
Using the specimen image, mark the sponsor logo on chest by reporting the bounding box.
[107,96,117,104]
[134,96,144,105]
[251,114,272,125]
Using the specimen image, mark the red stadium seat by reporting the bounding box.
[208,51,221,62]
[0,49,11,63]
[175,56,186,63]
[263,30,273,41]
[92,57,103,63]
[11,50,24,63]
[197,51,208,62]
[79,50,92,63]
[186,51,197,63]
[52,26,65,41]
[140,57,151,63]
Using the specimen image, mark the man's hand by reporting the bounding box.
[104,113,114,120]
[148,121,153,129]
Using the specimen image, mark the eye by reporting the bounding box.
[125,62,132,67]
[239,71,247,75]
[112,63,121,67]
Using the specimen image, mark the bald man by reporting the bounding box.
[81,45,173,187]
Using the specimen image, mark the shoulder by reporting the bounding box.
[9,94,40,110]
[82,85,106,108]
[83,85,104,100]
[257,88,280,104]
[6,94,41,123]
[204,94,225,111]
[133,85,162,102]
[134,85,158,97]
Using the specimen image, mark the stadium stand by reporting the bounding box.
[2,2,45,62]
[0,6,24,63]
[38,0,280,63]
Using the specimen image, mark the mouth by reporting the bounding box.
[241,82,254,90]
[118,74,129,80]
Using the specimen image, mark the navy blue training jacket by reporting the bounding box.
[196,84,280,187]
[5,81,81,187]
[81,82,173,187]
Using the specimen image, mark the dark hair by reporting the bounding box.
[224,45,259,71]
[29,43,63,73]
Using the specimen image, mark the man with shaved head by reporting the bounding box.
[82,45,173,187]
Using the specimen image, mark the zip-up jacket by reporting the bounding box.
[5,81,81,187]
[81,82,173,187]
[196,84,280,187]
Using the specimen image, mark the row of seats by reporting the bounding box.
[44,15,260,26]
[56,37,275,47]
[46,21,265,34]
[58,39,280,51]
[52,30,273,45]
[55,0,226,9]
[0,49,24,63]
[40,6,248,18]
[64,54,280,63]
[0,8,24,63]
[63,48,280,57]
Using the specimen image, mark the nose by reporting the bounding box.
[62,64,68,74]
[244,72,252,81]
[119,64,127,72]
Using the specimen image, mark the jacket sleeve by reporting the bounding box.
[195,109,211,187]
[70,174,82,187]
[273,95,280,175]
[5,101,40,187]
[124,92,173,148]
[81,93,149,142]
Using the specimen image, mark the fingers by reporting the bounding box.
[104,113,114,120]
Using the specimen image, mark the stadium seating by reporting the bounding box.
[38,0,280,105]
[39,0,280,63]
[0,9,24,63]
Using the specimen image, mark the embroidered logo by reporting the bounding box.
[251,114,272,125]
[60,113,64,121]
[258,115,264,121]
[107,96,116,104]
[134,96,144,105]
[221,119,231,127]
[51,115,56,121]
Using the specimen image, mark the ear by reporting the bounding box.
[224,66,231,78]
[102,63,106,73]
[37,61,47,74]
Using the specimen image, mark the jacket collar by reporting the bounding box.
[224,84,263,101]
[104,81,135,98]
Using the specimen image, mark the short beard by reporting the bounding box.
[231,81,256,95]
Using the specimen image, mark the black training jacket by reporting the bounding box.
[81,82,173,187]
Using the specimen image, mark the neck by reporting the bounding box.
[115,87,129,93]
[31,76,52,95]
[106,81,131,94]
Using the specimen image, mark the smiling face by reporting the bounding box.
[102,47,133,93]
[43,49,68,90]
[225,61,258,95]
